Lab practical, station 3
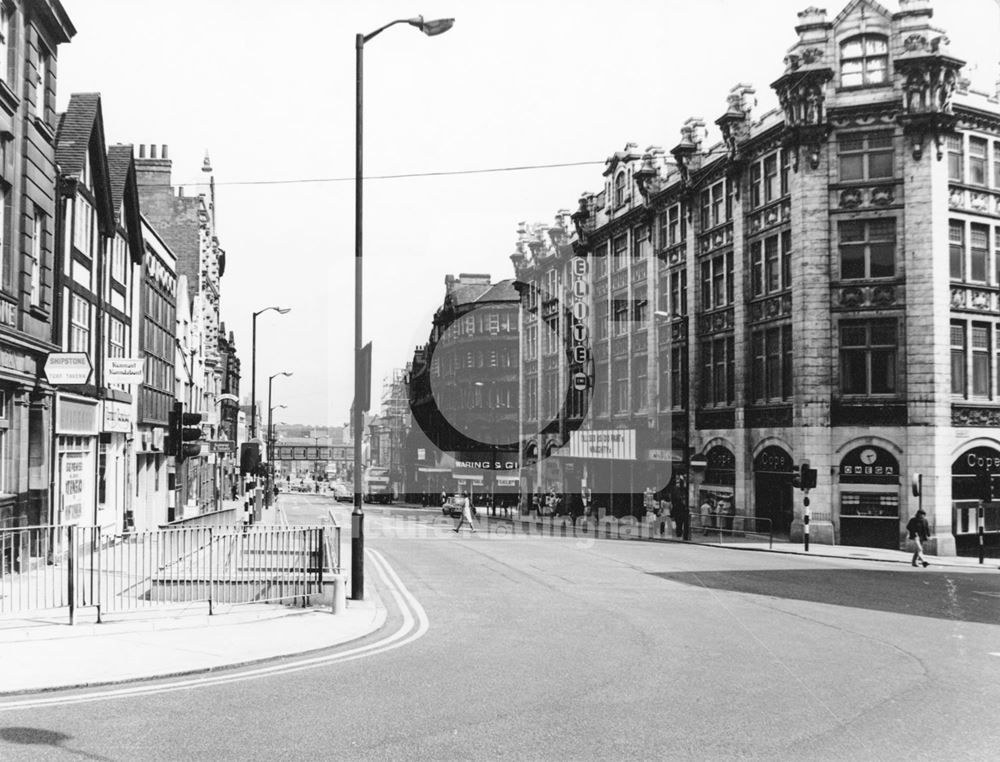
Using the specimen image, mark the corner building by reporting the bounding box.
[514,0,1000,555]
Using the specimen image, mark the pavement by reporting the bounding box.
[0,586,385,696]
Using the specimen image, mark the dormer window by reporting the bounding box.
[840,34,888,88]
[614,171,626,206]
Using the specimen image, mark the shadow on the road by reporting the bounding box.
[649,569,1000,625]
[0,727,113,761]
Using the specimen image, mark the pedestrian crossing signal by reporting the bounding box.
[167,402,203,462]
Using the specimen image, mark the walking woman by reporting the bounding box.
[453,491,478,534]
[906,508,931,568]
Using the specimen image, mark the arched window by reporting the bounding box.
[614,171,626,206]
[841,34,888,87]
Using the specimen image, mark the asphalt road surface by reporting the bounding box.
[1,492,998,761]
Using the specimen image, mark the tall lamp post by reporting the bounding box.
[250,306,290,439]
[266,372,293,507]
[353,14,454,601]
[269,404,287,487]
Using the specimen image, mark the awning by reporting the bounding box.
[418,467,452,473]
[453,473,484,484]
[496,476,519,487]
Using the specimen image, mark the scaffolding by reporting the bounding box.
[377,366,412,496]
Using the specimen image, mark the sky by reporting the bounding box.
[56,0,1000,426]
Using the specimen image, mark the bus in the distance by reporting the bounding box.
[363,466,393,504]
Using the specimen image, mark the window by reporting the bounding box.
[947,135,964,182]
[0,184,7,292]
[632,286,648,324]
[35,46,50,121]
[670,345,687,408]
[669,270,687,316]
[750,325,793,403]
[994,142,1000,188]
[668,204,684,245]
[750,162,762,209]
[0,4,9,84]
[632,225,649,261]
[700,181,726,230]
[70,294,91,354]
[971,224,989,283]
[973,323,991,397]
[659,354,671,411]
[632,356,647,412]
[701,254,732,310]
[595,300,609,341]
[839,131,893,181]
[970,138,988,186]
[613,235,627,271]
[595,363,608,417]
[594,242,608,278]
[840,34,889,87]
[950,220,965,280]
[840,319,897,395]
[614,172,626,206]
[701,337,734,406]
[780,149,791,196]
[544,317,558,355]
[763,154,778,203]
[657,211,668,249]
[30,207,44,307]
[951,322,966,396]
[612,298,629,337]
[111,235,127,284]
[839,219,896,279]
[613,359,629,414]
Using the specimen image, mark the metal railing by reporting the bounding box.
[1,524,326,624]
[689,514,775,549]
[323,509,342,574]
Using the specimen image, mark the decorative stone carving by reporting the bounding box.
[772,63,833,171]
[952,406,1000,427]
[870,187,894,206]
[670,118,706,189]
[801,48,823,65]
[951,288,966,308]
[970,290,992,310]
[840,188,863,208]
[872,285,896,305]
[949,188,964,208]
[894,38,965,160]
[970,193,989,212]
[840,287,864,307]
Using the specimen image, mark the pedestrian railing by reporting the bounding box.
[1,524,327,624]
[689,514,775,548]
[322,510,342,574]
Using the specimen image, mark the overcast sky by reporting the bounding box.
[56,0,999,426]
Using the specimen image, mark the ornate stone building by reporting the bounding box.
[513,0,1000,554]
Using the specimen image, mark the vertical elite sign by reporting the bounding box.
[571,257,589,392]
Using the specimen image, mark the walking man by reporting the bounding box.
[453,490,478,534]
[906,508,931,567]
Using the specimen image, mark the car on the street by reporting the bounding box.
[331,482,352,502]
[442,496,463,517]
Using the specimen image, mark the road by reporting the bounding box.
[1,491,998,760]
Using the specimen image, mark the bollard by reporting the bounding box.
[331,574,346,614]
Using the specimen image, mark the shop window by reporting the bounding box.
[840,34,888,87]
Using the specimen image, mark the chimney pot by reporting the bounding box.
[139,144,146,158]
[150,145,157,159]
[162,145,169,159]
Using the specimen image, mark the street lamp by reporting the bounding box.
[269,404,287,488]
[250,306,290,440]
[266,372,293,507]
[353,13,454,601]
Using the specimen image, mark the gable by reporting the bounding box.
[833,0,892,29]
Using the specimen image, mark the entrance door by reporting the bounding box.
[753,446,794,535]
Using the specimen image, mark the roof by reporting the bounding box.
[476,278,520,303]
[107,144,134,220]
[56,93,101,177]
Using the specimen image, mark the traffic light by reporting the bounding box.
[800,461,817,491]
[167,402,202,462]
[791,470,801,489]
[240,442,261,475]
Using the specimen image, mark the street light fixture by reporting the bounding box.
[353,13,454,602]
[266,372,293,508]
[250,306,290,439]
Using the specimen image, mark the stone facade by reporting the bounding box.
[512,0,1000,555]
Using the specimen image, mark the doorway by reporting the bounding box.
[753,446,794,536]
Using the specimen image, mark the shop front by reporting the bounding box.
[697,445,736,528]
[565,429,637,518]
[100,399,133,533]
[951,445,1000,556]
[753,445,794,535]
[837,445,901,549]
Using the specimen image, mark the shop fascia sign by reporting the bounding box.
[567,429,636,460]
[105,358,145,385]
[454,459,519,470]
[45,353,92,385]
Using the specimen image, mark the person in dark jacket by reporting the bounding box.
[906,508,931,568]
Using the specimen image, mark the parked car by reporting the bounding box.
[442,496,463,518]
